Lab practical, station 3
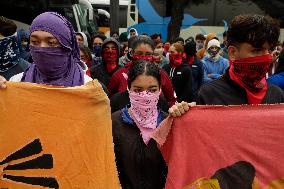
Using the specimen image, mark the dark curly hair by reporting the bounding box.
[127,60,161,89]
[227,14,280,49]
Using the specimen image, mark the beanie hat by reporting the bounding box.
[207,39,221,50]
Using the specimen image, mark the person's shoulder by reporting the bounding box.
[199,76,228,93]
[9,72,24,82]
[111,110,123,125]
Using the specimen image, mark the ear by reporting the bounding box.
[228,46,238,61]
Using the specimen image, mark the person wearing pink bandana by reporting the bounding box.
[197,14,284,105]
[112,60,189,189]
[163,43,193,102]
[90,37,121,87]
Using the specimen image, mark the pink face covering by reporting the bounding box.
[128,89,160,144]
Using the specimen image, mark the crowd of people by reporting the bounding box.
[1,12,284,189]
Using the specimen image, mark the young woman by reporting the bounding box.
[0,12,92,88]
[163,43,193,102]
[112,60,189,189]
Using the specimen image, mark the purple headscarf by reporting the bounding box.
[21,12,84,87]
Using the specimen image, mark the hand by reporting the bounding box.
[0,75,7,89]
[169,101,196,117]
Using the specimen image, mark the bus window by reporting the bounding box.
[119,6,128,28]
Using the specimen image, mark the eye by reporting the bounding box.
[149,89,157,93]
[47,41,56,47]
[134,89,142,93]
[30,40,39,45]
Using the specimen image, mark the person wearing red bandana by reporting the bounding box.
[90,38,121,87]
[162,43,193,102]
[108,36,176,106]
[197,14,284,105]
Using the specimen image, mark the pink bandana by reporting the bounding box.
[128,90,160,144]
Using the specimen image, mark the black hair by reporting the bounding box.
[195,33,206,41]
[174,37,185,44]
[129,28,136,33]
[111,31,119,36]
[185,36,194,43]
[184,40,197,57]
[91,33,107,43]
[150,33,161,40]
[0,16,17,37]
[128,60,161,88]
[227,14,280,49]
[131,35,155,51]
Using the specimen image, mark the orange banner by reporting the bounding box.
[159,105,284,189]
[0,81,120,188]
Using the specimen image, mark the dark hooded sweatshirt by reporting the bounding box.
[197,69,284,105]
[163,62,193,103]
[90,38,122,86]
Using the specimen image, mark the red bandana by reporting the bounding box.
[229,54,272,104]
[169,53,183,68]
[103,50,118,73]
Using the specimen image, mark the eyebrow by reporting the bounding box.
[30,35,56,40]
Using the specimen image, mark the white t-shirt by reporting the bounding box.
[9,72,93,84]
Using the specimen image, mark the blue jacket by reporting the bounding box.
[202,56,229,84]
[267,72,284,91]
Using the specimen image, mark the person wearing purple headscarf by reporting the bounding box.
[0,12,92,88]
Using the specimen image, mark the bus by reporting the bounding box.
[127,0,284,42]
[0,0,97,38]
[89,0,129,36]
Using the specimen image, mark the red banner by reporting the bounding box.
[159,105,284,189]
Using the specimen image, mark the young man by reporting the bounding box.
[197,14,284,105]
[90,38,121,87]
[195,33,206,50]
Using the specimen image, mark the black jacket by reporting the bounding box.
[163,63,193,102]
[112,110,167,189]
[110,90,169,113]
[1,58,29,80]
[90,38,121,86]
[190,56,203,101]
[197,69,284,105]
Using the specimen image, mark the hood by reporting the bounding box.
[127,28,138,39]
[76,32,88,47]
[204,33,217,49]
[101,37,120,64]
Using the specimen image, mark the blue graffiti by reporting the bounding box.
[128,0,207,41]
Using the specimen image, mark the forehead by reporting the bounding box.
[94,37,103,43]
[131,75,159,87]
[105,42,116,47]
[30,30,57,39]
[134,43,153,52]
